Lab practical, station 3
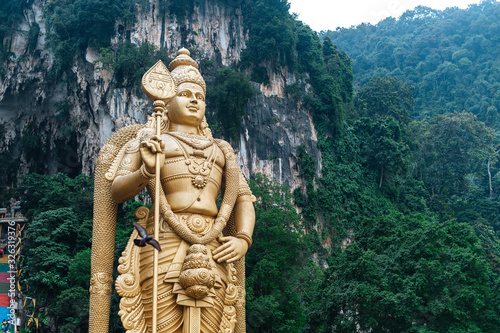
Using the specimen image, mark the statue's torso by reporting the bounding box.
[160,133,225,216]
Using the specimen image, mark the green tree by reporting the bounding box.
[354,76,414,124]
[44,0,137,77]
[17,173,138,332]
[210,67,255,140]
[18,173,93,221]
[420,112,496,196]
[113,41,166,89]
[323,36,354,104]
[0,0,26,76]
[352,76,414,189]
[22,206,92,332]
[240,0,296,71]
[296,23,347,134]
[246,174,320,333]
[17,174,93,331]
[27,22,40,52]
[315,212,497,332]
[356,117,408,188]
[325,1,500,130]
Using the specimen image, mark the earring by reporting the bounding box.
[199,116,212,139]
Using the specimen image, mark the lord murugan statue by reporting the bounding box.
[89,48,255,333]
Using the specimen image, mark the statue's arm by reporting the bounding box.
[233,171,256,240]
[111,170,149,203]
[233,194,256,243]
[213,173,256,263]
[111,135,165,203]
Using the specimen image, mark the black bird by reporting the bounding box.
[131,221,162,252]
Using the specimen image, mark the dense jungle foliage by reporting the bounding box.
[324,0,500,130]
[1,0,499,332]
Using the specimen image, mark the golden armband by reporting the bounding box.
[235,231,253,247]
[236,172,256,202]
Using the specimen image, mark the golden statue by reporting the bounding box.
[89,48,256,333]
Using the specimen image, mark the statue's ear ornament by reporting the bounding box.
[141,60,177,103]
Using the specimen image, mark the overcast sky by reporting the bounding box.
[287,0,486,31]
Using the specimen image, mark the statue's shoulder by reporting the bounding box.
[213,139,237,164]
[213,138,233,150]
[99,124,146,155]
[97,124,146,180]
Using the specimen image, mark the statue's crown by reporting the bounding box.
[169,48,206,94]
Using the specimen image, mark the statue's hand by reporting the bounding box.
[140,135,165,174]
[213,236,249,264]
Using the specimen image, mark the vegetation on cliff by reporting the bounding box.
[303,2,500,331]
[324,0,500,130]
[0,0,26,76]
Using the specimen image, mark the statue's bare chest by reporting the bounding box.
[160,133,225,190]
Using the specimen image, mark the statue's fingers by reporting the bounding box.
[216,251,235,263]
[151,135,162,141]
[213,241,230,255]
[142,141,153,151]
[151,135,163,147]
[226,254,241,264]
[212,243,230,259]
[218,236,233,242]
[214,245,234,260]
[145,142,158,153]
[152,141,163,153]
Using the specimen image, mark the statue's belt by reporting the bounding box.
[146,212,216,237]
[143,212,225,308]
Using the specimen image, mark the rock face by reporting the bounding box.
[0,0,320,190]
[236,94,321,189]
[122,0,247,67]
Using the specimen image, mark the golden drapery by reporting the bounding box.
[115,201,245,333]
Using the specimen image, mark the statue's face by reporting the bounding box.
[168,82,206,127]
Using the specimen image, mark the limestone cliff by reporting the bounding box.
[0,0,321,191]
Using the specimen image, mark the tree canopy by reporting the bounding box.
[325,1,500,130]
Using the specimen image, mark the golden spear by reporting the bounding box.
[141,60,177,333]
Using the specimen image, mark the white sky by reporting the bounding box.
[288,0,485,31]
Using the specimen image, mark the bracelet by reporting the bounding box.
[139,164,155,179]
[236,231,253,247]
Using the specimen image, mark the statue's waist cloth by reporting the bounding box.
[138,212,228,333]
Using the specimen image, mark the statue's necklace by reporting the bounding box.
[167,133,217,189]
[167,131,214,150]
